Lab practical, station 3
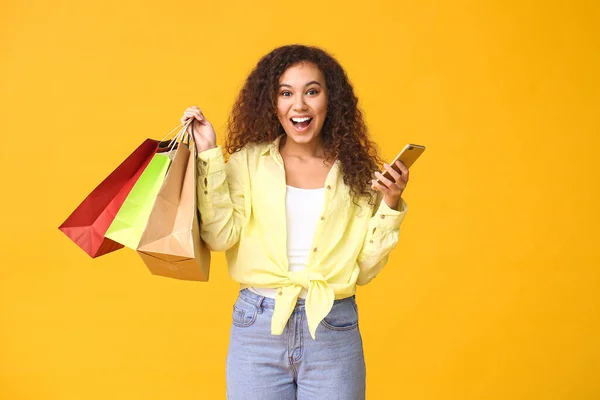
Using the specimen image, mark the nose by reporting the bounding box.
[292,94,308,111]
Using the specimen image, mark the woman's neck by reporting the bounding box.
[279,135,325,159]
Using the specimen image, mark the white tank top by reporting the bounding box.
[249,185,325,299]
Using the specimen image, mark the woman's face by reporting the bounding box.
[276,62,328,145]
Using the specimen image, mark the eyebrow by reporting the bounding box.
[279,81,322,88]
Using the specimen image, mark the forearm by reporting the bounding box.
[196,146,249,251]
[356,198,407,285]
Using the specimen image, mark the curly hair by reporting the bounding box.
[226,44,382,205]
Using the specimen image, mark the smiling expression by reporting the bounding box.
[276,62,328,144]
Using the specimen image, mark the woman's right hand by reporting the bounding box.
[181,106,217,152]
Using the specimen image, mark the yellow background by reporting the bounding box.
[1,0,599,398]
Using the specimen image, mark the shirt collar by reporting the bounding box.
[260,134,342,175]
[259,134,285,157]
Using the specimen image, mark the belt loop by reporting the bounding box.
[256,295,265,314]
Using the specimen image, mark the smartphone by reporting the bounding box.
[375,144,426,185]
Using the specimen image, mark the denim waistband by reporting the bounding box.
[238,288,355,311]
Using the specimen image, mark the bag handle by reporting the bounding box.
[160,122,184,142]
[165,119,193,151]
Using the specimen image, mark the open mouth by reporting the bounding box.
[290,117,313,132]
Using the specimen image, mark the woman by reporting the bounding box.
[182,44,410,400]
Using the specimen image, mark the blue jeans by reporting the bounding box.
[226,289,366,400]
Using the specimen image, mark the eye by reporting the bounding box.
[280,91,292,97]
[307,89,319,95]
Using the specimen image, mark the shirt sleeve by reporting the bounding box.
[356,195,408,285]
[196,146,250,252]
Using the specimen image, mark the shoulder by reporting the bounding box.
[226,142,271,176]
[228,139,274,161]
[228,142,265,160]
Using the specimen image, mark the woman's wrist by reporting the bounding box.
[383,194,401,210]
[197,142,217,153]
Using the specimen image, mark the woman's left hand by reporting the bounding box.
[371,161,409,210]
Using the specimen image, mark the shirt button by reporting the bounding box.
[313,247,318,252]
[326,185,332,190]
[380,215,386,219]
[369,240,374,244]
[204,190,208,195]
[320,216,325,220]
[202,161,207,166]
[278,290,282,296]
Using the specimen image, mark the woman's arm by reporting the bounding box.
[181,105,250,252]
[196,147,250,252]
[356,195,407,285]
[357,160,410,284]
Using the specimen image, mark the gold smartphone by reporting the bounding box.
[375,144,426,185]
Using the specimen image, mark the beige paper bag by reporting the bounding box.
[137,142,210,281]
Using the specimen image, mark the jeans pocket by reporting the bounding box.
[321,298,359,331]
[232,297,258,328]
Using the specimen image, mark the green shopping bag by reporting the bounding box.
[105,152,172,249]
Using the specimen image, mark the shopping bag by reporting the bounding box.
[59,139,159,258]
[104,150,172,249]
[137,138,211,281]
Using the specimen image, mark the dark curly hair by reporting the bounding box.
[226,44,382,205]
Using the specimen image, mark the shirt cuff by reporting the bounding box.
[374,198,408,230]
[197,146,226,176]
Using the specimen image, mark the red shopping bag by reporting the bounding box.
[59,139,161,258]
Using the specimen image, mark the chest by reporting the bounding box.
[282,156,333,189]
[252,155,371,231]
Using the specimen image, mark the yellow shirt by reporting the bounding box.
[196,135,408,339]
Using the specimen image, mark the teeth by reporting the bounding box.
[291,117,311,122]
